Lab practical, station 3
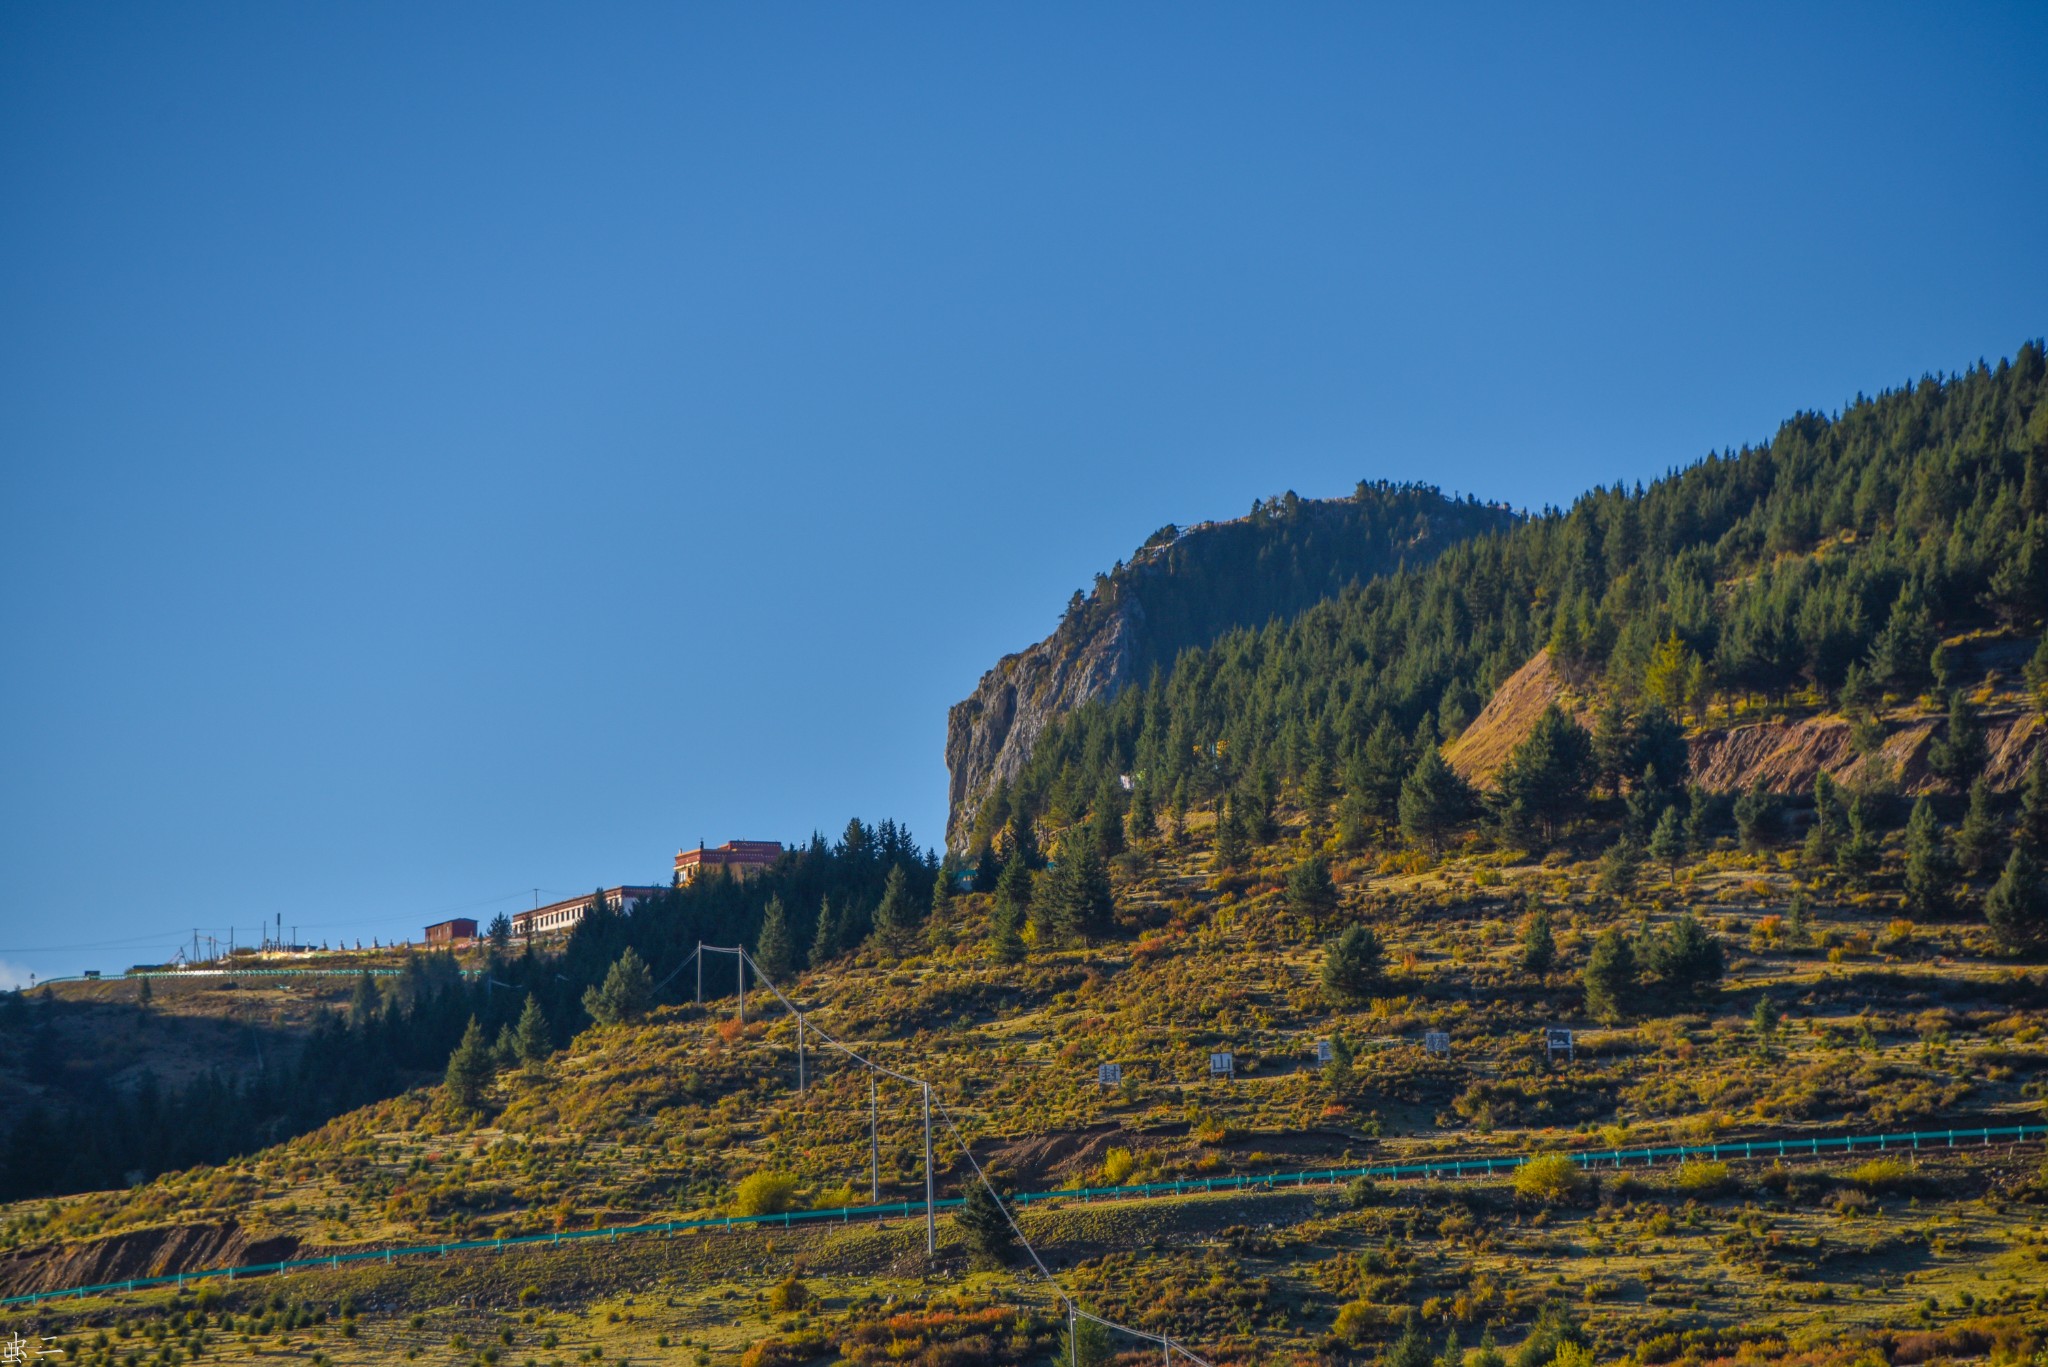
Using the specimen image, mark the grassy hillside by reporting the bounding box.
[8,791,2046,1363]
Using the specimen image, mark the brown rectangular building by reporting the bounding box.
[673,840,782,885]
[424,917,478,945]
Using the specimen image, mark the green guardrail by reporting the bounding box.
[27,968,475,988]
[4,1120,2040,1309]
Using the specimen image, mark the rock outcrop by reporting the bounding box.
[0,1221,299,1296]
[945,485,1520,845]
[1688,710,2042,795]
[1446,646,2047,797]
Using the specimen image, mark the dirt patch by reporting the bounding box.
[1444,650,1596,785]
[0,1222,300,1296]
[1689,710,2043,795]
[973,1124,1137,1186]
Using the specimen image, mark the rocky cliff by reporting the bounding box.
[946,484,1519,845]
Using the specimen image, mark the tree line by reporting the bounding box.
[0,816,940,1202]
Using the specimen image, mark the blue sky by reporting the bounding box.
[3,4,2044,983]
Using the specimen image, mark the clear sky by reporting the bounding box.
[2,4,2044,984]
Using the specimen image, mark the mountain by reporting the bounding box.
[999,343,2048,841]
[945,482,1519,847]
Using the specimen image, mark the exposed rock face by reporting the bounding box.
[1447,646,2047,796]
[0,1221,299,1296]
[945,485,1520,845]
[945,599,1145,846]
[1688,710,2043,794]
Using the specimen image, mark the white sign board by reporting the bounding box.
[1209,1051,1234,1078]
[1314,1039,1334,1064]
[1423,1030,1451,1057]
[1097,1062,1123,1086]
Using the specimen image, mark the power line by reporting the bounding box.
[714,943,1217,1365]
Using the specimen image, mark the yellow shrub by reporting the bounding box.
[1513,1152,1585,1204]
[732,1171,799,1216]
[1672,1159,1730,1194]
[765,1276,809,1312]
[1099,1147,1137,1185]
[1332,1300,1383,1344]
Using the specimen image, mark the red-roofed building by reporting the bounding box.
[673,840,782,885]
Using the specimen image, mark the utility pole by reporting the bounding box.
[870,1072,880,1202]
[923,1082,935,1255]
[797,1014,806,1094]
[695,942,702,1004]
[736,952,745,1025]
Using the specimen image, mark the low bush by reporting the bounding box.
[732,1171,800,1216]
[1671,1159,1732,1196]
[1514,1153,1586,1204]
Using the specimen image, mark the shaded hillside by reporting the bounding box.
[947,482,1518,846]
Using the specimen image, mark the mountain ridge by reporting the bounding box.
[945,483,1520,846]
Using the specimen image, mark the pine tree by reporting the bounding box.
[1128,780,1156,843]
[1301,750,1333,822]
[755,896,796,978]
[1090,777,1127,860]
[1357,716,1411,824]
[1985,846,2048,954]
[2025,636,2048,715]
[1751,994,1782,1054]
[492,1023,518,1069]
[1804,773,1844,870]
[1785,892,1811,947]
[1212,797,1250,871]
[1493,705,1593,843]
[1643,914,1724,999]
[1838,791,1881,887]
[1590,695,1634,797]
[870,866,916,955]
[1903,796,1957,918]
[1649,806,1684,885]
[988,907,1025,964]
[582,947,653,1025]
[348,970,381,1026]
[1320,925,1384,1006]
[1597,837,1642,900]
[1928,691,1987,788]
[487,914,512,951]
[810,896,843,966]
[1521,907,1556,977]
[955,1180,1017,1269]
[2020,748,2048,855]
[1684,785,1712,852]
[443,1017,493,1115]
[1583,930,1638,1024]
[1955,778,2001,876]
[1733,778,1776,851]
[514,994,551,1078]
[1285,854,1340,931]
[1399,748,1476,850]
